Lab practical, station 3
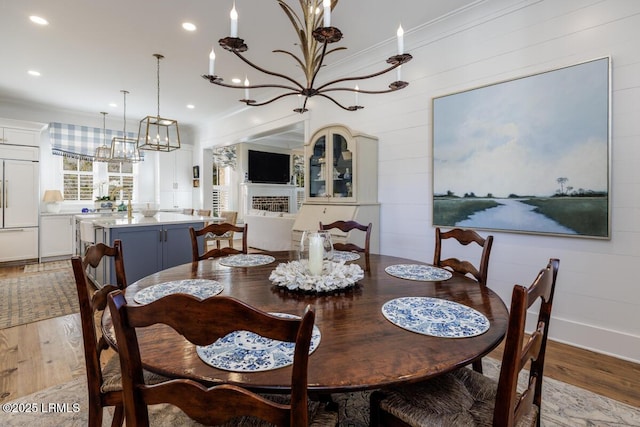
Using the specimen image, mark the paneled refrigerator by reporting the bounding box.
[0,145,39,263]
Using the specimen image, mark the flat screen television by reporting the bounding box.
[248,149,291,184]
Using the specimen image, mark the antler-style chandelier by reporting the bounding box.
[138,54,181,152]
[202,0,412,113]
[111,90,141,163]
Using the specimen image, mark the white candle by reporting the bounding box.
[208,48,215,75]
[396,65,402,82]
[323,0,331,27]
[354,85,359,106]
[397,24,404,54]
[244,77,250,99]
[230,3,238,37]
[308,234,324,275]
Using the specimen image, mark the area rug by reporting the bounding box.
[23,259,72,273]
[2,359,639,426]
[332,357,640,427]
[0,268,78,329]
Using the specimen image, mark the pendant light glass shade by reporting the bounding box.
[138,54,181,152]
[94,111,112,162]
[111,90,141,163]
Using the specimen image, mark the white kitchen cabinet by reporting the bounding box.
[0,228,39,262]
[40,215,74,260]
[0,127,40,147]
[0,145,39,263]
[159,148,193,209]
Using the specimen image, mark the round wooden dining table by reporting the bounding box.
[102,251,508,393]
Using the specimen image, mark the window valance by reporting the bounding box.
[49,122,141,161]
[213,145,237,170]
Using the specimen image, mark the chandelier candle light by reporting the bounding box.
[202,0,412,113]
[138,54,181,152]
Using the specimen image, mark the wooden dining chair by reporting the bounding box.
[107,292,339,426]
[434,227,493,373]
[370,258,560,427]
[196,209,211,216]
[204,210,238,250]
[319,220,372,271]
[71,240,165,427]
[182,208,194,215]
[190,222,248,261]
[433,227,494,286]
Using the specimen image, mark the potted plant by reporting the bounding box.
[94,181,122,210]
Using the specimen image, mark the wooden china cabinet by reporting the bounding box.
[292,124,380,252]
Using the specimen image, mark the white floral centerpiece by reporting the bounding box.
[269,260,364,293]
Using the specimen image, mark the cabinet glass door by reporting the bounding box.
[309,135,327,198]
[331,133,353,198]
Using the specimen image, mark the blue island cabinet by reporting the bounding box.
[106,221,203,284]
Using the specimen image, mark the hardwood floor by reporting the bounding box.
[1,263,638,409]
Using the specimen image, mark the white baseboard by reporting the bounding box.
[527,312,640,364]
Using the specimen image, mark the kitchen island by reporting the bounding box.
[85,212,216,286]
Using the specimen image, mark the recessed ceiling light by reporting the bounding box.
[27,70,41,77]
[29,15,49,26]
[182,22,196,31]
[186,104,195,109]
[109,102,118,108]
[231,78,242,84]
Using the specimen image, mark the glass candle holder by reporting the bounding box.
[300,230,333,275]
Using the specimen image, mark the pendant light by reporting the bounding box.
[138,53,181,152]
[94,111,111,162]
[111,90,141,163]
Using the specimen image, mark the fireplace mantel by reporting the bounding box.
[241,183,299,217]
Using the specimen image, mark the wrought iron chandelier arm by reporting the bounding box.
[315,54,412,91]
[308,40,329,93]
[231,50,305,90]
[201,75,300,93]
[318,83,408,95]
[243,91,302,107]
[316,93,361,111]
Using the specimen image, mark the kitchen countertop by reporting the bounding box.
[79,212,220,229]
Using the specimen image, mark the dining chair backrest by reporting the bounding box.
[494,257,559,426]
[196,209,211,217]
[205,210,238,250]
[319,220,372,271]
[107,292,316,427]
[189,222,247,261]
[71,240,127,427]
[182,208,194,215]
[433,227,493,286]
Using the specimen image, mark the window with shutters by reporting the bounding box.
[63,157,94,201]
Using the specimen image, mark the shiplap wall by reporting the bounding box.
[197,0,640,362]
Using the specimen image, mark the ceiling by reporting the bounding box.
[0,0,477,131]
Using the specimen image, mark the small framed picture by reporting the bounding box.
[193,166,200,179]
[193,179,200,188]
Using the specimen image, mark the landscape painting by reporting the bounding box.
[432,57,610,238]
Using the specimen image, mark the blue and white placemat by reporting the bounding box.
[196,313,321,372]
[133,279,224,304]
[381,297,490,338]
[218,254,276,267]
[384,264,452,281]
[331,250,361,262]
